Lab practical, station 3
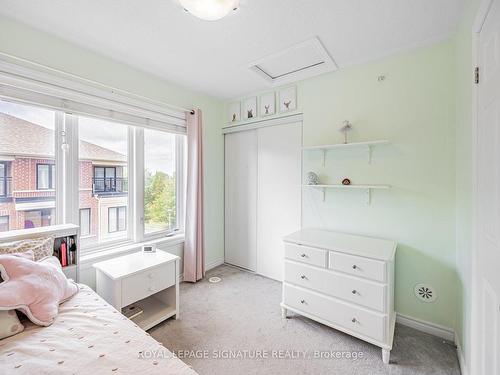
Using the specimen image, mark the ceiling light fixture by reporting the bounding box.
[179,0,239,21]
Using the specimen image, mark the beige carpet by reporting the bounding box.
[150,265,461,375]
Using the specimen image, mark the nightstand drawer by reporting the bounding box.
[121,262,175,307]
[285,243,327,268]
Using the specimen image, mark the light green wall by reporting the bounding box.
[0,15,225,267]
[454,0,481,370]
[229,40,458,329]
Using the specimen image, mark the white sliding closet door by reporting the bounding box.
[256,122,302,281]
[224,130,258,271]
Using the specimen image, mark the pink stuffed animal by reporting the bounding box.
[0,251,78,326]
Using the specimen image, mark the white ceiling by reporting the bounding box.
[0,0,465,99]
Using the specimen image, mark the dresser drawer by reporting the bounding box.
[285,261,386,312]
[121,262,176,307]
[285,243,327,268]
[283,283,386,342]
[329,251,386,283]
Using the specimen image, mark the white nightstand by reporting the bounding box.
[93,250,180,330]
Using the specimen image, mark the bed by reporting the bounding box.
[0,284,197,375]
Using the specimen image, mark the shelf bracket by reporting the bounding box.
[367,145,372,164]
[366,188,371,205]
[321,187,326,202]
[321,149,326,167]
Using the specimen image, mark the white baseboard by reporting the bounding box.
[455,332,468,375]
[206,258,225,271]
[396,313,455,342]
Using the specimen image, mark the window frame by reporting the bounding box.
[36,163,56,190]
[0,99,185,254]
[79,208,91,237]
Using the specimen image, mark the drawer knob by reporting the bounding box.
[352,290,357,294]
[352,265,357,269]
[300,275,307,280]
[300,299,306,304]
[352,318,357,323]
[300,253,307,258]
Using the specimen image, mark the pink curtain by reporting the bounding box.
[184,109,205,282]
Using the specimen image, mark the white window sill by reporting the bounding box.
[80,233,185,266]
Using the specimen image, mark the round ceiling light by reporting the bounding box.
[179,0,239,21]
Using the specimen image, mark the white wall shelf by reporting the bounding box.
[302,140,390,165]
[303,184,391,204]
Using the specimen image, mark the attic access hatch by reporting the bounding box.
[248,37,337,86]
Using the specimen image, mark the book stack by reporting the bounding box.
[53,236,77,267]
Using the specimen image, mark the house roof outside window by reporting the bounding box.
[0,113,126,163]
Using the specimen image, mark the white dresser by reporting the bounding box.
[281,228,397,364]
[93,250,180,331]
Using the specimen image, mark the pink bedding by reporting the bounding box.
[0,285,197,375]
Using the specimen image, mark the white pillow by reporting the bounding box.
[0,236,54,261]
[0,310,24,339]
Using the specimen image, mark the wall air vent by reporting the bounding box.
[248,37,337,86]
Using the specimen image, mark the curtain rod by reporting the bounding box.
[0,52,195,114]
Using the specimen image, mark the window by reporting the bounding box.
[0,100,58,231]
[37,164,56,190]
[0,86,185,252]
[144,129,178,235]
[79,116,129,247]
[24,209,54,229]
[0,216,8,232]
[79,208,91,237]
[108,206,126,233]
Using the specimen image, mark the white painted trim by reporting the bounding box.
[455,331,469,375]
[0,52,191,115]
[0,56,187,133]
[206,258,225,271]
[396,313,455,342]
[222,113,303,134]
[473,0,494,33]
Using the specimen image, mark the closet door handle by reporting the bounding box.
[300,253,307,258]
[300,275,307,280]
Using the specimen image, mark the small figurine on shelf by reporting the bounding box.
[339,120,353,144]
[306,172,320,185]
[342,178,351,185]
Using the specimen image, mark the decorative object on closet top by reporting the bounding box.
[243,97,257,121]
[260,92,276,117]
[306,172,320,185]
[281,228,397,364]
[339,120,353,144]
[279,86,297,113]
[227,101,241,123]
